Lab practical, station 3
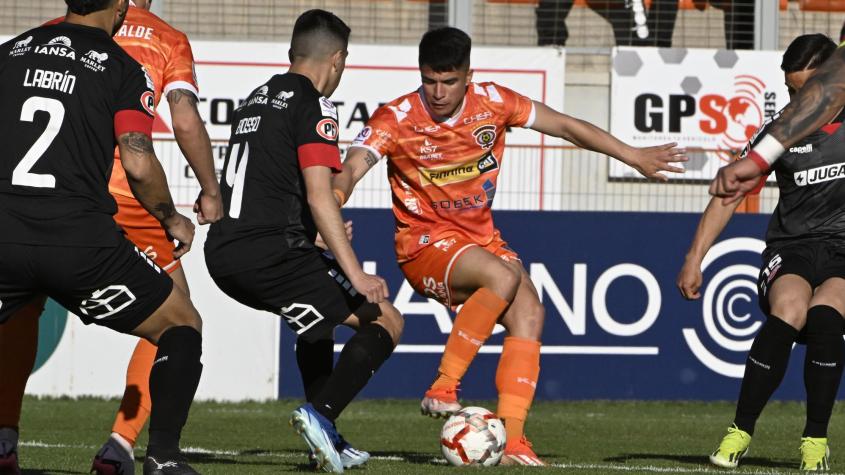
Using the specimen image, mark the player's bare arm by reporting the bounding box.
[332,146,380,203]
[118,131,195,258]
[711,47,845,200]
[677,197,742,300]
[529,101,687,181]
[303,165,388,303]
[167,88,223,225]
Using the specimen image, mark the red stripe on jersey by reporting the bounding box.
[298,143,341,173]
[114,110,153,139]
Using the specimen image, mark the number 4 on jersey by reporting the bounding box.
[225,142,249,219]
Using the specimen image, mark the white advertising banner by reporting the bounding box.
[609,47,789,181]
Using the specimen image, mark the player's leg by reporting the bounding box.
[412,243,520,417]
[797,277,845,470]
[710,260,811,469]
[495,262,545,466]
[0,297,44,475]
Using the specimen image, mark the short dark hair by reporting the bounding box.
[290,9,350,60]
[419,27,471,72]
[65,0,115,15]
[781,34,837,73]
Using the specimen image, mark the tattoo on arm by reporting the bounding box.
[119,132,155,155]
[768,47,845,148]
[154,202,176,220]
[364,151,379,168]
[166,89,199,107]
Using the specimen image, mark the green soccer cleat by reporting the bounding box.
[799,437,830,471]
[709,424,751,468]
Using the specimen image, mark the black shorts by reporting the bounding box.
[210,248,380,343]
[0,235,173,333]
[758,239,845,316]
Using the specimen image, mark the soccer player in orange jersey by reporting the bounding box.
[333,27,686,466]
[0,1,221,474]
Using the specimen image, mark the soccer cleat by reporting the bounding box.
[420,385,462,418]
[799,437,830,471]
[290,404,343,473]
[337,435,370,468]
[91,434,135,475]
[142,454,198,475]
[709,424,751,468]
[500,436,546,466]
[0,428,20,475]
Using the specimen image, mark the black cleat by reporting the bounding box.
[142,454,199,475]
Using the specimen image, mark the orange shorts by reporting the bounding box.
[113,194,181,273]
[400,231,518,308]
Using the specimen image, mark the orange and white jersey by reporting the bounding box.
[352,82,535,262]
[109,5,199,197]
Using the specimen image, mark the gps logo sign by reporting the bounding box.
[682,237,765,378]
[79,285,137,320]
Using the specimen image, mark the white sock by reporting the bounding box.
[110,432,134,457]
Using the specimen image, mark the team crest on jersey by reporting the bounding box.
[35,36,75,59]
[317,118,339,141]
[141,91,155,115]
[472,125,497,149]
[80,50,108,72]
[9,35,33,57]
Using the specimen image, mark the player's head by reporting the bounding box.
[289,9,350,97]
[781,33,836,97]
[132,0,153,10]
[65,0,129,36]
[418,27,473,119]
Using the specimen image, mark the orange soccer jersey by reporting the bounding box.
[352,82,535,263]
[108,6,199,198]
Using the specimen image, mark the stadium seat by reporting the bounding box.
[799,0,845,11]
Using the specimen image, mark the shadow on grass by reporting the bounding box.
[604,453,793,469]
[22,470,82,474]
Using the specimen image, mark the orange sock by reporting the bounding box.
[496,336,541,445]
[432,288,509,390]
[111,338,157,447]
[0,301,42,429]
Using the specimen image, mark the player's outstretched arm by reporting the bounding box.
[711,48,845,201]
[529,101,687,181]
[304,165,388,304]
[167,89,223,225]
[677,197,743,300]
[331,146,380,206]
[118,132,195,258]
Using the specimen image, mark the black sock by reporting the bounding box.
[803,305,845,438]
[311,324,394,422]
[296,337,334,402]
[734,316,798,435]
[147,326,203,456]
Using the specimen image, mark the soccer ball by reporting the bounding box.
[440,406,506,466]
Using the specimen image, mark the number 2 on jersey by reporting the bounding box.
[12,96,65,188]
[225,142,249,219]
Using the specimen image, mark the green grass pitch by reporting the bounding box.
[13,397,845,474]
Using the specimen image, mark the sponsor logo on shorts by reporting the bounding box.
[422,276,448,303]
[279,303,326,335]
[794,163,845,187]
[759,253,782,296]
[419,235,430,245]
[418,153,499,187]
[79,285,137,320]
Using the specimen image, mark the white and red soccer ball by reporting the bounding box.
[440,406,506,466]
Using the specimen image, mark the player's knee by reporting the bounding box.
[486,264,521,302]
[768,298,808,331]
[376,303,404,345]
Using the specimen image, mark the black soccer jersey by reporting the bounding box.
[0,23,155,247]
[205,73,342,276]
[743,109,845,248]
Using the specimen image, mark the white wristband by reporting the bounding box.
[753,134,786,166]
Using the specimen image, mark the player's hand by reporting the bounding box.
[194,188,224,225]
[627,142,688,181]
[163,213,195,259]
[677,258,703,300]
[709,158,763,205]
[349,272,389,304]
[315,221,353,250]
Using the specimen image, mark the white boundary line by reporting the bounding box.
[334,344,660,355]
[21,441,825,474]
